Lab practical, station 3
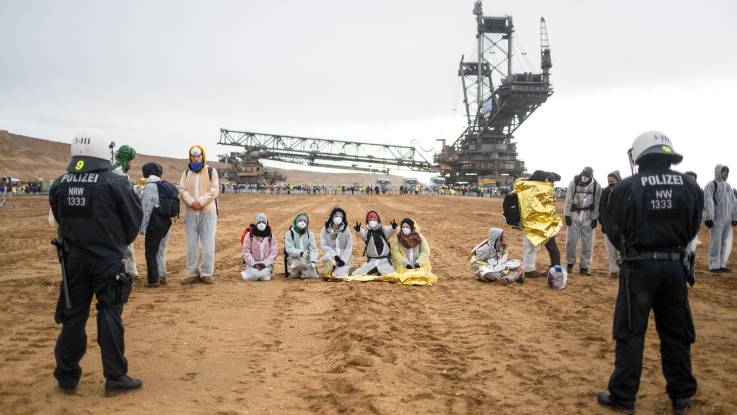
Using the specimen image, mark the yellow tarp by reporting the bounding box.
[324,269,438,286]
[514,179,562,250]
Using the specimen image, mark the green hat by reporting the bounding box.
[114,145,136,173]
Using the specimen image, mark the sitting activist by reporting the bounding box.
[139,162,175,287]
[353,210,398,276]
[391,218,432,273]
[470,227,524,284]
[285,212,319,278]
[240,213,278,281]
[320,207,353,277]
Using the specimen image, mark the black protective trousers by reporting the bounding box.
[53,254,129,387]
[544,236,561,266]
[608,260,697,403]
[144,224,170,284]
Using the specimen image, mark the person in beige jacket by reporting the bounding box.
[179,145,219,284]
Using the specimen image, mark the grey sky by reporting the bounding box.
[2,0,736,184]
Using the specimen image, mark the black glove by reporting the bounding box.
[732,221,737,227]
[705,220,714,228]
[414,263,421,269]
[300,251,304,258]
[391,219,398,229]
[565,216,572,226]
[591,219,598,229]
[334,256,345,267]
[405,264,413,269]
[354,222,361,232]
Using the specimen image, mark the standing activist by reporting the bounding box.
[179,145,219,284]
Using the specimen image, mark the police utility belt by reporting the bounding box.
[623,251,682,262]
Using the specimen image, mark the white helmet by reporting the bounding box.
[628,130,683,166]
[66,130,116,172]
[71,131,115,161]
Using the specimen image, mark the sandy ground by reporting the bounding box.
[0,194,735,415]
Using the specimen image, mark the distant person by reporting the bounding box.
[564,167,601,276]
[285,212,318,278]
[320,208,353,277]
[353,210,397,275]
[139,162,174,287]
[599,171,622,277]
[179,145,219,284]
[49,133,143,396]
[391,217,432,273]
[241,213,277,281]
[703,164,737,273]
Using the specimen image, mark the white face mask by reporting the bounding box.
[368,220,378,229]
[332,216,343,225]
[402,228,412,236]
[256,223,267,231]
[581,176,591,184]
[297,221,307,230]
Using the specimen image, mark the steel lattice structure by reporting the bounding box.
[435,1,553,186]
[218,128,435,174]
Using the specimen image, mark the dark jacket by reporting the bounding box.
[604,168,702,253]
[50,159,143,259]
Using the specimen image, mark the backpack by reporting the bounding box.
[503,192,521,226]
[155,181,180,218]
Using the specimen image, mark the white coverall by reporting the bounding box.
[320,225,353,277]
[179,167,219,279]
[285,228,319,279]
[703,164,737,270]
[564,177,602,270]
[353,225,395,275]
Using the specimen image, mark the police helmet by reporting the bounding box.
[627,131,683,166]
[67,130,116,172]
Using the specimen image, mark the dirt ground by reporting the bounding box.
[0,194,735,415]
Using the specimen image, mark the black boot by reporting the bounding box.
[105,375,142,397]
[566,264,574,273]
[58,380,77,395]
[580,268,592,276]
[596,392,635,414]
[672,397,692,414]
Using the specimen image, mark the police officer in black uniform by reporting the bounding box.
[597,131,702,414]
[49,133,144,396]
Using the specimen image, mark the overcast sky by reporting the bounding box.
[2,0,736,185]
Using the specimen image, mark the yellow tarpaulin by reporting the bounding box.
[514,179,562,250]
[324,269,438,286]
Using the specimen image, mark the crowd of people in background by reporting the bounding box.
[1,176,44,194]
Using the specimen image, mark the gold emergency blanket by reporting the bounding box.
[514,179,562,249]
[324,269,438,286]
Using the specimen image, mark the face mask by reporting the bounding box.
[581,176,591,184]
[368,220,378,229]
[256,223,267,231]
[297,221,307,230]
[402,228,411,236]
[332,216,343,225]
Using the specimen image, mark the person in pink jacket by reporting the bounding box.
[240,213,277,281]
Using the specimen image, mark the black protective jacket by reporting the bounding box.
[50,157,143,259]
[604,167,703,253]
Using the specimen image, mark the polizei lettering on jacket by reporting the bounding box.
[640,174,684,187]
[60,173,100,184]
